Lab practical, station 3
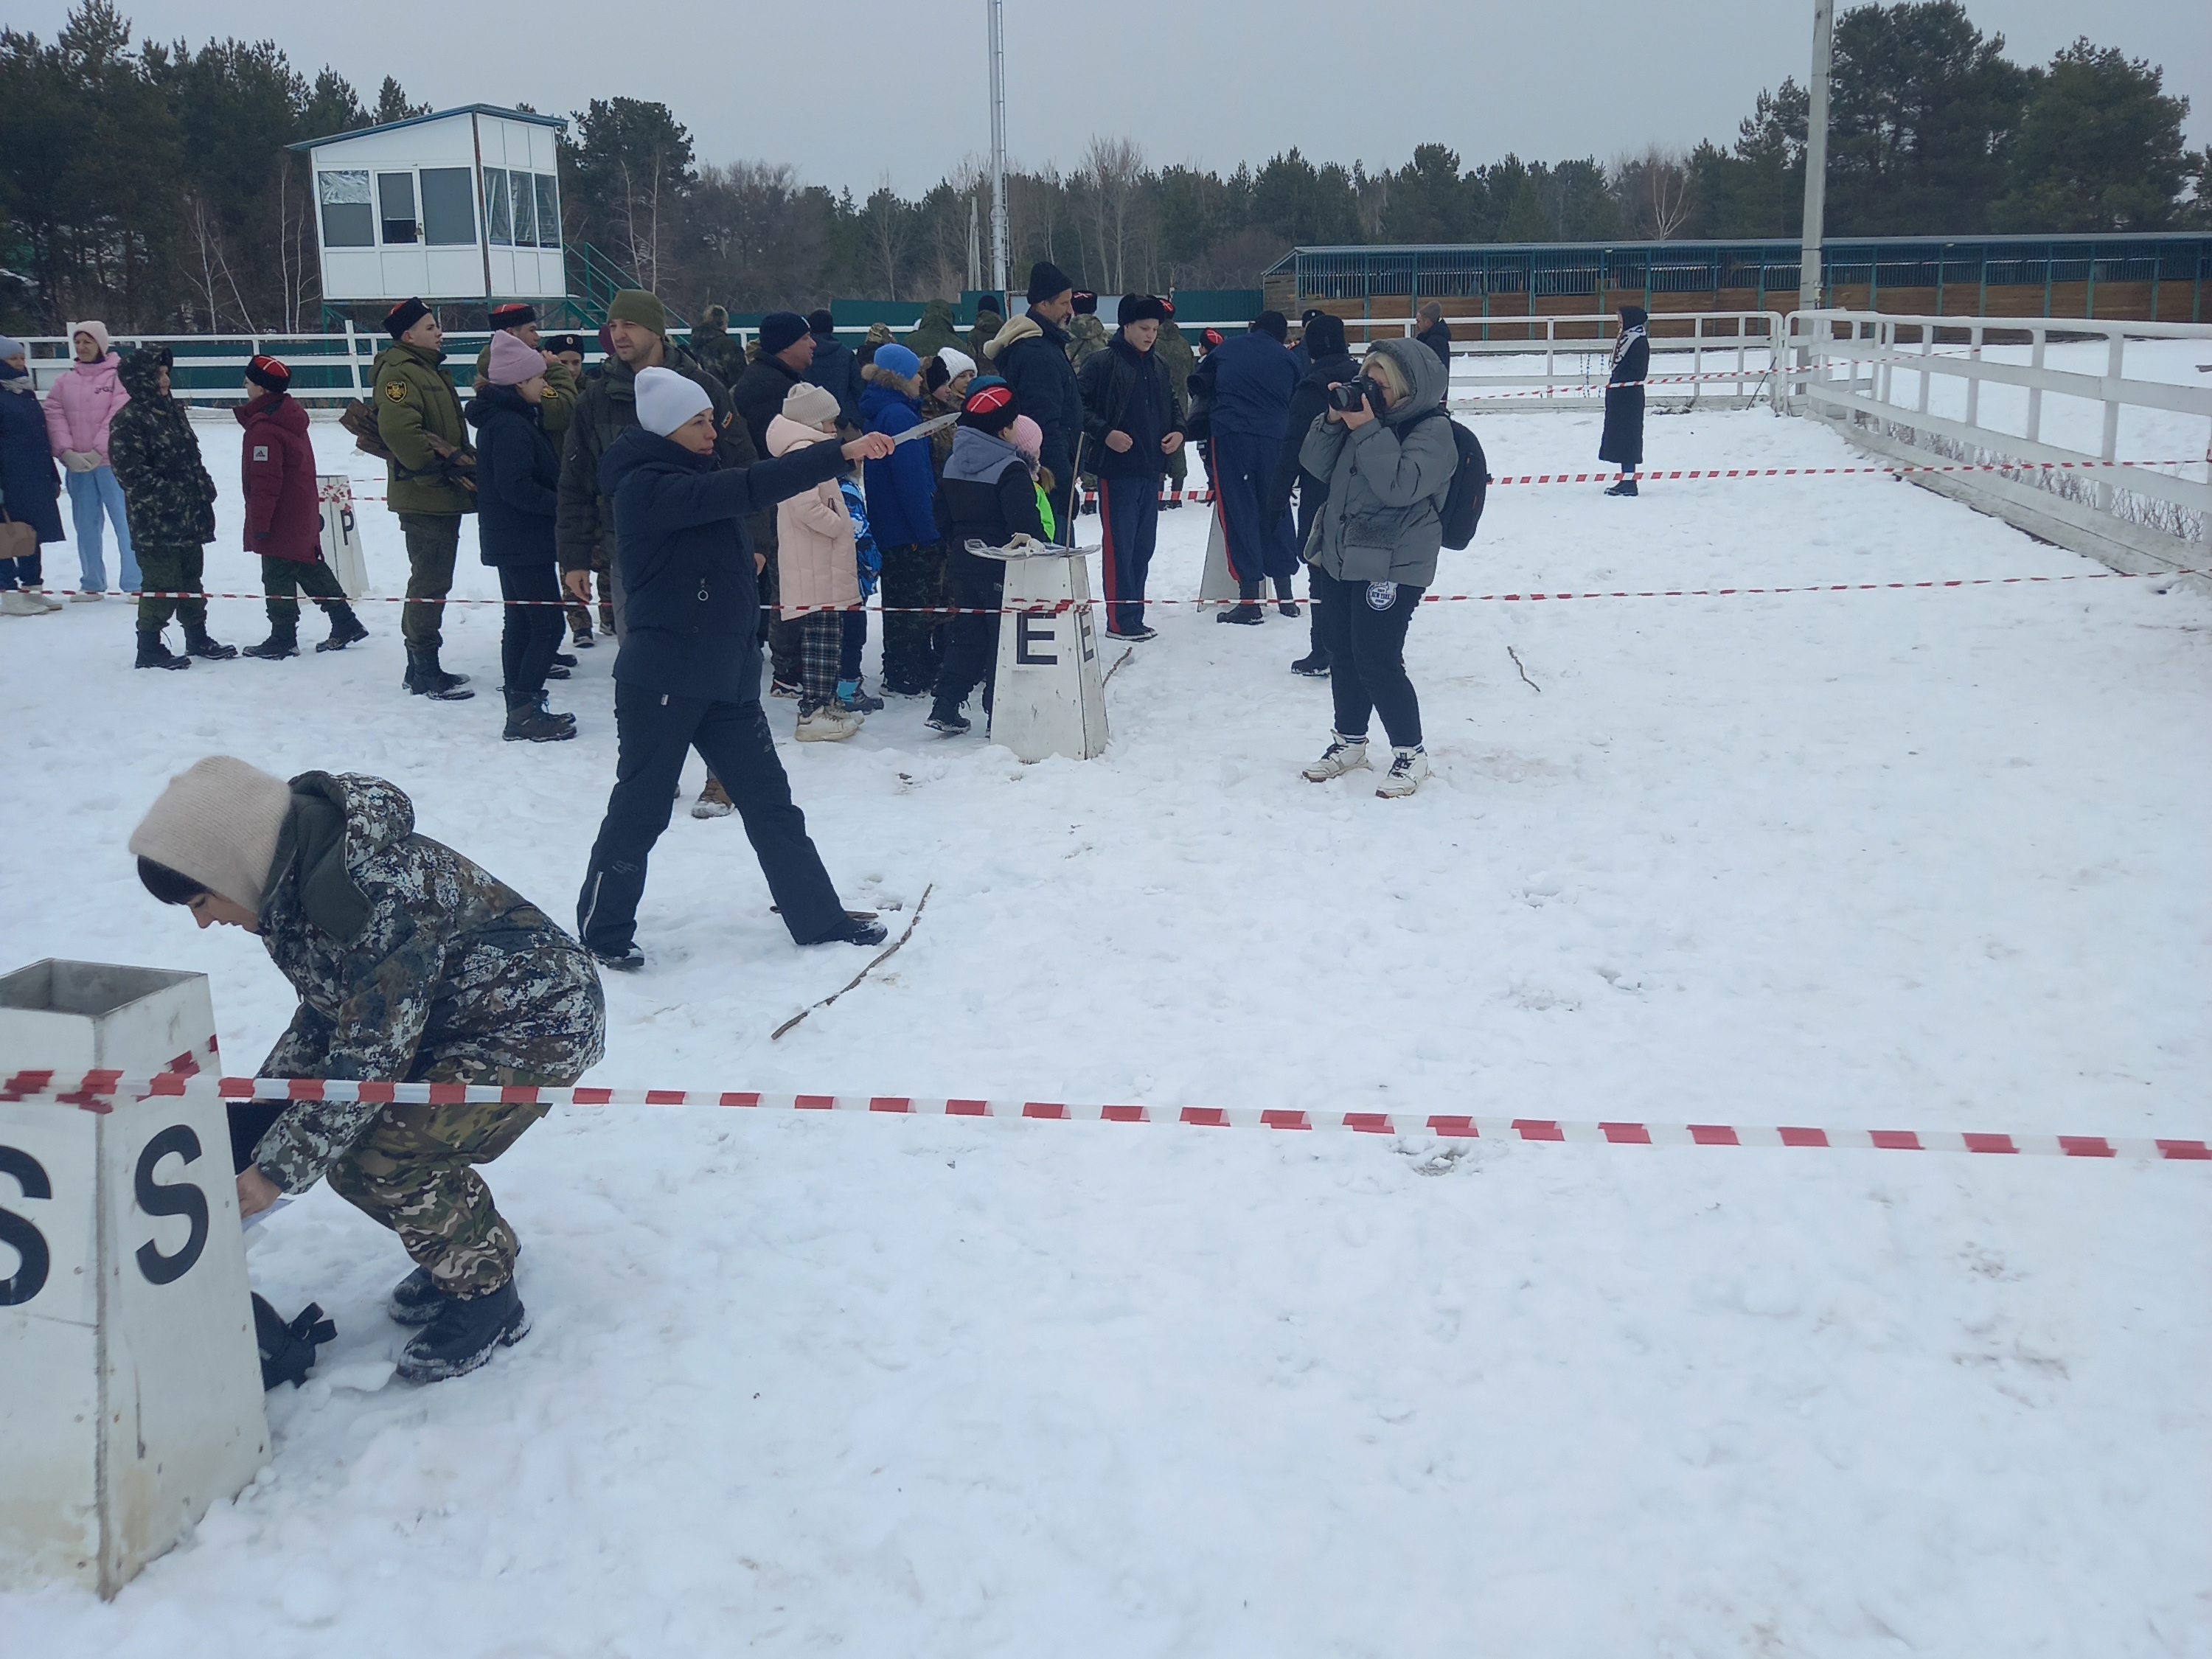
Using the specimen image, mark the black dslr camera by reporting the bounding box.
[1327,377,1382,414]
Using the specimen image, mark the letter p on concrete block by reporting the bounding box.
[0,960,268,1598]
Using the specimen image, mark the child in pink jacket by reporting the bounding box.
[44,320,139,595]
[766,381,863,742]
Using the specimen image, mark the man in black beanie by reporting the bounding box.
[987,260,1084,541]
[801,308,861,431]
[1078,295,1183,639]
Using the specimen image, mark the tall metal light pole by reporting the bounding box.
[987,0,1010,299]
[1798,0,1835,315]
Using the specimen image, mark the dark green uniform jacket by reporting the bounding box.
[253,772,605,1192]
[372,341,475,515]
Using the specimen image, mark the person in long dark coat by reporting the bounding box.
[1599,305,1650,497]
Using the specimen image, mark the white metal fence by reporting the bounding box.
[1781,310,2212,569]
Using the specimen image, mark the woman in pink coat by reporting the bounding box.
[44,320,139,597]
[767,381,863,742]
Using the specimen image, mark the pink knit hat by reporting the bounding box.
[487,329,543,386]
[1011,414,1042,461]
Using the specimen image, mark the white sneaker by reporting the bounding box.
[796,706,862,742]
[1301,732,1371,782]
[68,589,104,602]
[2,590,52,616]
[1375,745,1430,798]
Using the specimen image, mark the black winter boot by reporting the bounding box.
[242,622,299,660]
[316,608,369,652]
[504,691,577,742]
[388,1265,449,1326]
[404,646,474,700]
[183,624,237,660]
[135,630,189,670]
[1217,604,1265,625]
[395,1279,529,1382]
[1290,650,1331,677]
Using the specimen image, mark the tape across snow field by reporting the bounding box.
[7,1071,2206,1161]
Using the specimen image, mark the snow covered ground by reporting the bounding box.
[4,405,2208,1655]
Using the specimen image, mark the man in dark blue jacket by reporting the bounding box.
[574,368,897,970]
[1078,294,1184,639]
[802,309,863,431]
[1190,310,1300,624]
[987,260,1084,542]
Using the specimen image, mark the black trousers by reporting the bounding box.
[1312,568,1425,749]
[1098,474,1160,635]
[498,562,566,705]
[577,684,850,954]
[931,547,1004,714]
[1295,492,1326,658]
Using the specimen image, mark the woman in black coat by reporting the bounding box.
[0,336,66,611]
[1599,305,1650,497]
[466,341,573,741]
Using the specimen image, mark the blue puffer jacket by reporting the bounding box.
[859,380,937,546]
[599,425,848,703]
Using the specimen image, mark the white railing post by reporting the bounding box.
[1965,322,1981,428]
[2025,326,2045,445]
[2098,328,2125,512]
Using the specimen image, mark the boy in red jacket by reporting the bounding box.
[236,356,368,659]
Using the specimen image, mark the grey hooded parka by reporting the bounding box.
[1296,335,1457,588]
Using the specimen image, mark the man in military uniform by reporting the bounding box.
[372,298,475,700]
[902,298,962,360]
[966,301,1003,365]
[1064,293,1111,507]
[1154,309,1197,506]
[106,344,234,669]
[689,303,747,389]
[131,756,605,1383]
[471,302,580,442]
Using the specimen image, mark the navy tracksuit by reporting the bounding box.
[1079,336,1180,636]
[1200,334,1300,594]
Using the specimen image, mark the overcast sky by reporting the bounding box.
[21,0,2210,195]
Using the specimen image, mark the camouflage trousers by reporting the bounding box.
[322,1056,568,1297]
[397,512,460,651]
[137,543,208,633]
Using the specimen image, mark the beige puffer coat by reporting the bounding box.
[765,414,860,612]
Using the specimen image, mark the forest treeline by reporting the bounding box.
[4,0,2206,333]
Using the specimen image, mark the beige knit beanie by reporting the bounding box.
[128,757,293,914]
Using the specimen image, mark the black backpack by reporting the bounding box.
[1410,407,1489,551]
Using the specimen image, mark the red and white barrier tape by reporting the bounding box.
[46,563,2212,616]
[310,453,2212,510]
[6,1071,2205,1162]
